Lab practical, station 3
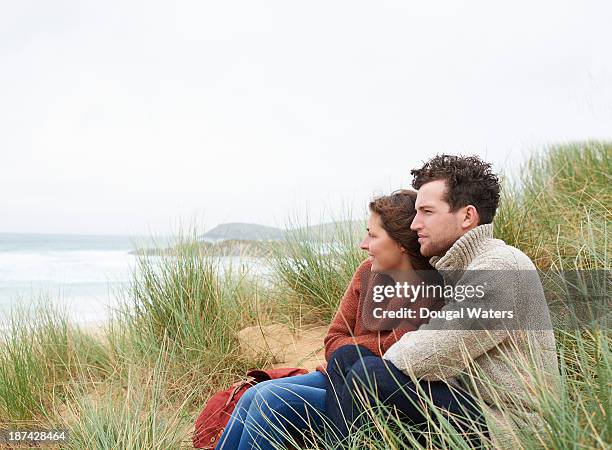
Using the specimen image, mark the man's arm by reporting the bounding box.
[383,329,510,380]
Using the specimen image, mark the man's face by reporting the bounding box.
[410,179,468,257]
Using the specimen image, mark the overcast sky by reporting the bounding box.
[1,1,610,235]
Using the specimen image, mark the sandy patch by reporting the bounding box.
[238,324,327,371]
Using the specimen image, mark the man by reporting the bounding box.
[326,155,559,448]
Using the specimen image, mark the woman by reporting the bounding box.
[215,190,441,450]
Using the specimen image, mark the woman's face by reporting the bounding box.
[360,212,408,271]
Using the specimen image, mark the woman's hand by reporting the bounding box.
[315,362,328,375]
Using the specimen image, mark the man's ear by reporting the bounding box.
[462,205,480,229]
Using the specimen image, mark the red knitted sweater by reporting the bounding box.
[322,259,441,363]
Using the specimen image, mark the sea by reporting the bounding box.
[0,232,275,327]
[0,233,160,326]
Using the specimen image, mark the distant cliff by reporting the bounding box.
[133,220,364,257]
[199,220,364,243]
[200,223,285,242]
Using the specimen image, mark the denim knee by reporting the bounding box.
[328,345,374,375]
[235,379,276,413]
[349,355,386,374]
[347,356,418,404]
[346,356,391,390]
[249,384,290,416]
[234,386,257,415]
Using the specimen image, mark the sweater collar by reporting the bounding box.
[429,223,494,271]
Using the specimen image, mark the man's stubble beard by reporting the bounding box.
[422,234,459,258]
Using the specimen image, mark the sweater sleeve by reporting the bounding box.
[381,329,410,353]
[383,266,516,380]
[323,260,379,360]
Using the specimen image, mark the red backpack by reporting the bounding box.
[193,367,309,449]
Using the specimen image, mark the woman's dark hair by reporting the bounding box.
[368,189,435,271]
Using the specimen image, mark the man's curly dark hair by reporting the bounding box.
[410,154,501,224]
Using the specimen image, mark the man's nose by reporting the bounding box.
[410,214,421,231]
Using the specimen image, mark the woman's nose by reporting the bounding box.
[360,236,369,250]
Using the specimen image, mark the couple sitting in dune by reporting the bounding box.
[215,154,559,450]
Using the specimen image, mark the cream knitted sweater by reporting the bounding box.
[383,224,559,448]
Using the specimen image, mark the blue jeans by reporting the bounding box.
[325,345,488,447]
[215,371,328,450]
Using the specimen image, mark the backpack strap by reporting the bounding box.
[224,376,256,406]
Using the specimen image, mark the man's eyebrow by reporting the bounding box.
[417,204,435,210]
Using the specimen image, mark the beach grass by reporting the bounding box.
[0,301,111,422]
[104,230,269,411]
[0,141,609,449]
[61,339,191,450]
[494,140,610,269]
[268,215,365,324]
